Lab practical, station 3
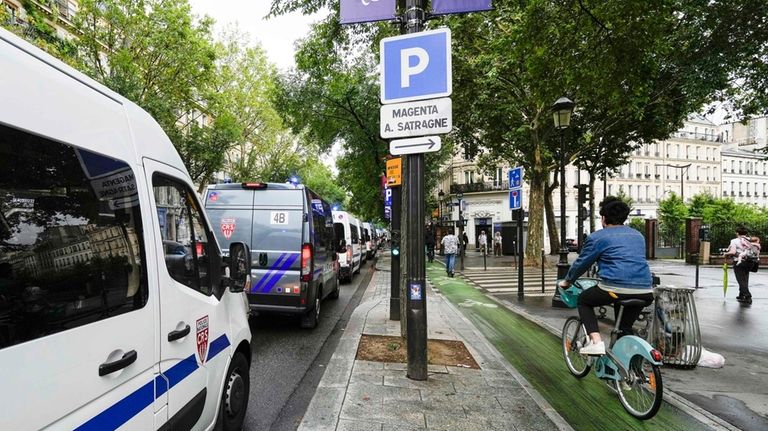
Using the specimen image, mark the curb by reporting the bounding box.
[492,297,740,431]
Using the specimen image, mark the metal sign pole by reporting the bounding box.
[517,208,524,298]
[403,0,427,382]
[390,185,401,320]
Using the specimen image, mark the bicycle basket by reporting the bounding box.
[557,278,599,308]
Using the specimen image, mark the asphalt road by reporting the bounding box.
[243,259,376,431]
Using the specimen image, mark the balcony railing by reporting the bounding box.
[671,131,722,142]
[450,180,510,194]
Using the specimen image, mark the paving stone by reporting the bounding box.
[346,382,422,404]
[336,419,383,431]
[297,386,345,431]
[383,362,407,371]
[353,360,385,371]
[384,374,456,392]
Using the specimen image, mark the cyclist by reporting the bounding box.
[558,197,654,355]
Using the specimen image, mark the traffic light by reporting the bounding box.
[575,184,589,207]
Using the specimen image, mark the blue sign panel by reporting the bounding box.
[432,0,493,15]
[509,189,522,210]
[380,28,452,104]
[384,187,393,206]
[340,0,396,24]
[508,166,523,189]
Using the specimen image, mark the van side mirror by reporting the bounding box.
[228,242,251,293]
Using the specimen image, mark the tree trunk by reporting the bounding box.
[544,176,559,256]
[526,172,546,266]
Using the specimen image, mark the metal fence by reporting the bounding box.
[708,220,768,251]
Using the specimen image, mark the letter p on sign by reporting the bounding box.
[380,28,452,104]
[401,47,429,88]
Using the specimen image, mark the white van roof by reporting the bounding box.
[0,28,187,176]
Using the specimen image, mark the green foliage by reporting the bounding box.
[657,193,688,246]
[628,218,646,237]
[1,1,79,63]
[612,189,634,212]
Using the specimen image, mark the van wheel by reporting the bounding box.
[216,352,249,431]
[301,294,321,329]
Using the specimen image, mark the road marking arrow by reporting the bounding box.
[390,136,442,155]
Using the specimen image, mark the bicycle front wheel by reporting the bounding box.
[561,317,591,378]
[615,355,663,420]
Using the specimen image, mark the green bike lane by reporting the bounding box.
[425,262,713,431]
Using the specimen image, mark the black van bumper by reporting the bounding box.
[249,303,308,315]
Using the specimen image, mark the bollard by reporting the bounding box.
[541,249,545,293]
[483,245,487,271]
[694,252,700,288]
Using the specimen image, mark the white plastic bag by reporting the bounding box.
[697,347,725,368]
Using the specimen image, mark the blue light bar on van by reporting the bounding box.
[242,182,268,189]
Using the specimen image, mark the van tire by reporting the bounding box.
[216,352,249,431]
[301,293,321,329]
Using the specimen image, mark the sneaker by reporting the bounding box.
[579,341,606,356]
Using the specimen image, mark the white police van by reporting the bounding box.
[0,28,253,430]
[331,211,363,282]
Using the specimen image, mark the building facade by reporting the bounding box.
[434,115,766,253]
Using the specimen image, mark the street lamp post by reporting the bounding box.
[457,192,465,271]
[438,190,445,255]
[552,96,575,308]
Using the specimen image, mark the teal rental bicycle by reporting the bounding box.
[559,279,664,420]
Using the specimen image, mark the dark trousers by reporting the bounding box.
[577,286,654,335]
[733,264,751,298]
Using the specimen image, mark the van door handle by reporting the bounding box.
[99,350,138,376]
[168,324,191,342]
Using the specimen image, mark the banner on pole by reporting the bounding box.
[340,0,396,24]
[431,0,492,15]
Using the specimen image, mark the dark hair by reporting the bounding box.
[599,196,630,225]
[736,226,748,236]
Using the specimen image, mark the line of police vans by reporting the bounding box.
[0,27,386,430]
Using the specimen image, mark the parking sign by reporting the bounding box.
[380,28,452,104]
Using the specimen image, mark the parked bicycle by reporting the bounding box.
[559,279,664,420]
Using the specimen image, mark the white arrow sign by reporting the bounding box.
[390,136,442,155]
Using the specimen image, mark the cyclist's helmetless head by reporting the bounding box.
[599,197,630,226]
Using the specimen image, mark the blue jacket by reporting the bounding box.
[565,225,652,291]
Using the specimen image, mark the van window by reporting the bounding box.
[351,224,359,245]
[153,175,215,295]
[333,222,345,247]
[0,124,148,350]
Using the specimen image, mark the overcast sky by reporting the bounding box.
[188,0,326,71]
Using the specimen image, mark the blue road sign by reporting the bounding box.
[384,187,393,206]
[508,166,523,189]
[380,28,452,104]
[509,189,522,210]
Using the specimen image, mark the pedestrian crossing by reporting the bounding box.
[460,267,559,296]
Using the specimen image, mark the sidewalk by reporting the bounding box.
[298,253,570,431]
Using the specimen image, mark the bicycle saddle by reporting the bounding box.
[617,298,650,308]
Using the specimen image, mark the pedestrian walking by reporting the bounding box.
[725,226,756,304]
[461,232,469,255]
[441,230,459,277]
[493,231,502,256]
[425,224,436,263]
[478,230,488,255]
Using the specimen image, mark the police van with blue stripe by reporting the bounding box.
[0,28,253,430]
[204,182,339,329]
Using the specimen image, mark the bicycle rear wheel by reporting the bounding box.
[615,355,663,420]
[561,317,591,378]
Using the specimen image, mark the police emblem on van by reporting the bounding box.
[196,316,209,364]
[220,218,236,239]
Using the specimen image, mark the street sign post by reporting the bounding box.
[390,136,441,156]
[380,97,452,139]
[380,28,452,104]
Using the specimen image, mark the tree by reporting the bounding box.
[1,1,79,64]
[73,0,232,187]
[446,0,768,264]
[657,192,688,251]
